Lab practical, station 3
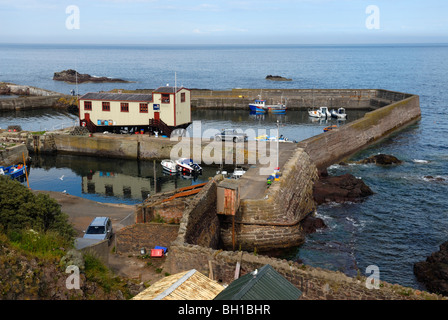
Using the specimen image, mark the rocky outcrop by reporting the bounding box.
[414,241,448,296]
[265,75,292,81]
[357,154,403,165]
[301,214,326,234]
[53,69,132,84]
[313,169,374,205]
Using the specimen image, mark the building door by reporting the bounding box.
[154,111,160,121]
[85,113,90,122]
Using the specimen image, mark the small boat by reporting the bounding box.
[323,125,338,132]
[308,106,331,118]
[249,99,267,113]
[231,167,246,179]
[0,164,27,179]
[267,104,287,114]
[175,158,202,174]
[255,134,292,142]
[161,159,177,173]
[330,107,347,120]
[250,96,287,114]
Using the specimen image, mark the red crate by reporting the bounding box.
[150,249,164,257]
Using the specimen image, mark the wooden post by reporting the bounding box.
[208,260,214,280]
[232,215,235,251]
[22,153,30,189]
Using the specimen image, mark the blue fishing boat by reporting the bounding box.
[0,164,27,179]
[249,96,287,114]
[267,104,287,114]
[249,99,267,113]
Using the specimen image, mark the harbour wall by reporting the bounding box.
[190,88,408,110]
[164,173,444,300]
[297,93,421,170]
[220,148,318,251]
[0,144,29,166]
[0,83,65,111]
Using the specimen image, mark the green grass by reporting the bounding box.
[8,229,72,260]
[84,253,132,297]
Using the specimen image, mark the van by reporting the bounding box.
[83,217,113,243]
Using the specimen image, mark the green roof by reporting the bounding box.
[214,264,302,300]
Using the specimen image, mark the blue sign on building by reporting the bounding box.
[153,104,160,111]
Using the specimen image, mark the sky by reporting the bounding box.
[0,0,447,45]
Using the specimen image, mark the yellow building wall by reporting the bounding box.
[80,88,190,128]
[82,100,155,126]
[175,89,191,126]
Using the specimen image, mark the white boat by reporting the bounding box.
[308,106,331,118]
[161,159,177,173]
[330,107,347,120]
[232,167,246,179]
[255,134,293,143]
[175,158,202,174]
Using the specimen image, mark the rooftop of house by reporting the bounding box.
[214,264,302,300]
[132,269,224,300]
[79,92,153,102]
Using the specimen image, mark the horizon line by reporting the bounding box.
[1,42,448,47]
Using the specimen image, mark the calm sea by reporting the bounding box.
[1,43,448,290]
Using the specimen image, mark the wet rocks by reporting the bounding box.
[313,169,374,205]
[301,214,327,234]
[423,175,446,182]
[53,69,132,84]
[357,154,403,165]
[265,75,292,81]
[414,241,448,296]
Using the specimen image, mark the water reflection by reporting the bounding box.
[28,154,221,205]
[0,107,78,132]
[188,109,367,141]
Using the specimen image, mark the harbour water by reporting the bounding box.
[1,43,448,290]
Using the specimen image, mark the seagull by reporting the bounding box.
[62,190,67,194]
[59,175,64,180]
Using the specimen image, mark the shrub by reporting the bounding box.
[0,176,75,241]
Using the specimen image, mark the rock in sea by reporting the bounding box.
[357,154,403,165]
[53,69,132,84]
[265,75,292,81]
[414,241,448,296]
[313,169,374,205]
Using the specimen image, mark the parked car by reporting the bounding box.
[83,217,113,244]
[214,129,248,143]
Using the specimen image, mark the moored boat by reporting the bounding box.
[267,104,287,114]
[249,99,267,113]
[308,106,331,118]
[0,164,27,179]
[175,158,202,174]
[323,125,338,132]
[161,159,177,173]
[330,107,347,120]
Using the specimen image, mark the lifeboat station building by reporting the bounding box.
[78,86,191,136]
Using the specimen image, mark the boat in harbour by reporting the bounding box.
[175,158,202,174]
[249,99,268,113]
[0,164,27,179]
[267,103,287,114]
[330,107,347,120]
[161,159,177,173]
[323,125,338,132]
[308,106,331,118]
[249,96,287,114]
[255,134,293,142]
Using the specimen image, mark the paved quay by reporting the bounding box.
[238,142,299,200]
